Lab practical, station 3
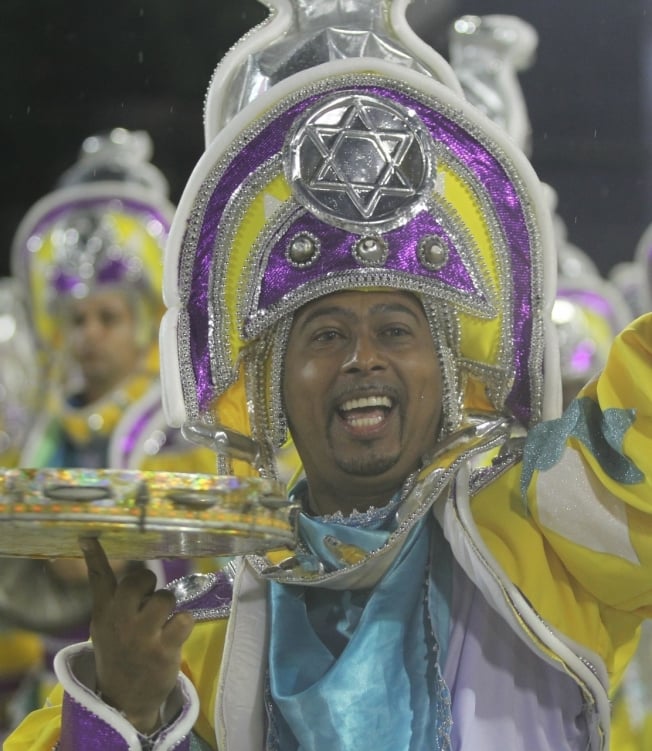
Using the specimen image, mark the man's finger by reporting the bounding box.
[113,568,158,613]
[162,611,195,648]
[80,536,117,612]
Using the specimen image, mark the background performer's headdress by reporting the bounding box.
[11,128,175,353]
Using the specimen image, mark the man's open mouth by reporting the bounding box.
[337,394,394,429]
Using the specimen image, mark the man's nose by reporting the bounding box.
[342,333,386,373]
[77,317,102,340]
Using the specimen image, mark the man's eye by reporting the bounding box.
[382,325,410,337]
[312,329,340,342]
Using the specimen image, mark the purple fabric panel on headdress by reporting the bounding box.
[59,692,130,751]
[52,259,131,293]
[30,197,169,239]
[570,342,596,373]
[186,215,216,415]
[557,288,614,321]
[260,210,480,309]
[96,257,132,284]
[117,399,161,466]
[52,272,81,294]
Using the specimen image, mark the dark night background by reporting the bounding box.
[1,0,649,277]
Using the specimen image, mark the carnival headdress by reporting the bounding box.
[631,222,652,313]
[160,0,560,478]
[11,128,175,352]
[553,272,631,401]
[0,278,40,462]
[448,14,538,155]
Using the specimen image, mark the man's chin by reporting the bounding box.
[335,453,399,478]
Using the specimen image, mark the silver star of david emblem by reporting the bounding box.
[287,93,434,231]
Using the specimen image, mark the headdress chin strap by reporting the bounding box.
[243,291,463,484]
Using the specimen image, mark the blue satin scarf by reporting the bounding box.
[266,506,453,751]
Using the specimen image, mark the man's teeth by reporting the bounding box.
[347,414,384,428]
[340,396,392,412]
[339,396,393,428]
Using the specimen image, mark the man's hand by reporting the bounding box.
[80,537,195,734]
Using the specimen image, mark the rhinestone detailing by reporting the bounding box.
[286,232,321,267]
[353,235,388,266]
[419,235,450,271]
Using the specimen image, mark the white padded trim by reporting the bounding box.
[54,642,200,751]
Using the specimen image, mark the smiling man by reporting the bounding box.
[284,290,444,516]
[6,3,652,751]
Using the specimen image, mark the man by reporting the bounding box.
[0,130,217,737]
[12,128,195,473]
[6,3,652,750]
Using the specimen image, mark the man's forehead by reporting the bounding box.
[295,289,424,318]
[66,286,131,310]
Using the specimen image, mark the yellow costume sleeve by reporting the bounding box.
[520,312,652,684]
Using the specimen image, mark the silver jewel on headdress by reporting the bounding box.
[286,93,435,232]
[45,211,144,299]
[418,236,449,271]
[286,232,321,267]
[353,236,388,266]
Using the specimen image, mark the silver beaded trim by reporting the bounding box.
[166,572,232,621]
[421,299,463,436]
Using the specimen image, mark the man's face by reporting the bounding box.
[66,288,144,401]
[282,290,443,514]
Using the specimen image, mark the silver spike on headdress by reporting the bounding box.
[203,0,463,143]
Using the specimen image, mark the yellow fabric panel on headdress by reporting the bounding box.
[438,163,508,412]
[142,341,162,374]
[112,211,165,295]
[439,164,504,361]
[222,174,293,374]
[28,230,59,350]
[212,367,260,479]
